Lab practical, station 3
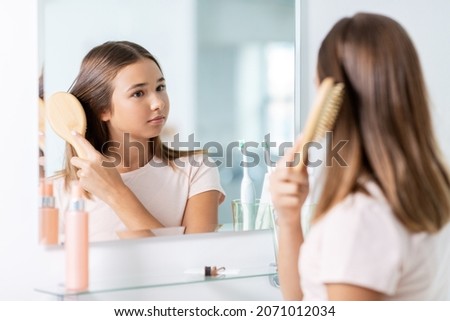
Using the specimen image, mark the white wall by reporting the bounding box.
[300,0,450,160]
[0,0,39,299]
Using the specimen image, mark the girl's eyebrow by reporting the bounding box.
[126,78,165,92]
[127,83,147,92]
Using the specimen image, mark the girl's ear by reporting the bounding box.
[100,110,111,122]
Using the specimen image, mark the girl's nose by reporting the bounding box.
[149,95,164,111]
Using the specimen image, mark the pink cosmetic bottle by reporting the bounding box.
[39,179,59,245]
[65,181,89,292]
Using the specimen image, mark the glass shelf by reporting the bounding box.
[35,265,278,299]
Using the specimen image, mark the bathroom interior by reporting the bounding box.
[0,0,449,300]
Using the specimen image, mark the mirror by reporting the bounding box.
[40,0,296,241]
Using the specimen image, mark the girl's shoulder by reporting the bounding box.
[172,153,219,170]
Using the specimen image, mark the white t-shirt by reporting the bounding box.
[55,154,225,242]
[299,181,450,300]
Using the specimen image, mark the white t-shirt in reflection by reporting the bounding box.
[55,154,225,242]
[299,181,450,300]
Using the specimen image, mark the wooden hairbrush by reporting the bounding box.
[295,77,345,172]
[46,92,87,159]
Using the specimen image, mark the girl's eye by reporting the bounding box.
[157,84,166,92]
[133,90,144,98]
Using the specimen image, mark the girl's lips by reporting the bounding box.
[147,116,165,124]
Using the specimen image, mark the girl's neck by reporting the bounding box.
[104,135,153,173]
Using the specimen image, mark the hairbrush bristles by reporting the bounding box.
[295,78,345,171]
[313,82,345,140]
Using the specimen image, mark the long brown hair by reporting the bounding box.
[314,13,450,233]
[61,41,201,188]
